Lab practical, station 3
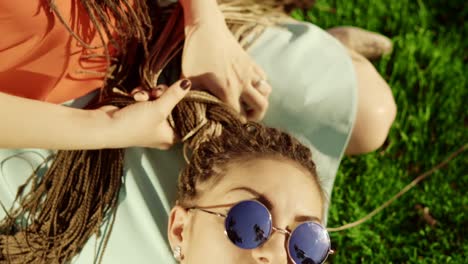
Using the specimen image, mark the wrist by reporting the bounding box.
[88,109,124,149]
[180,0,224,27]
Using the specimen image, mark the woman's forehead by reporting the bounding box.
[221,157,317,189]
[197,157,323,216]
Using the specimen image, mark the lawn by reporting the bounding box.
[293,0,467,263]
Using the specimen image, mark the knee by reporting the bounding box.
[346,91,397,155]
[369,98,397,148]
[345,50,397,155]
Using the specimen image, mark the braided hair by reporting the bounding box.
[0,1,316,263]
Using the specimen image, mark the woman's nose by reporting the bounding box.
[251,231,289,264]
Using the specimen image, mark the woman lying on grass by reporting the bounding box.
[0,0,396,263]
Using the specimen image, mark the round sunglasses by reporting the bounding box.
[187,200,333,264]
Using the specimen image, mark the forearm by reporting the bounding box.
[0,92,114,150]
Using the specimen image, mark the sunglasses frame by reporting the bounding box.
[187,199,334,264]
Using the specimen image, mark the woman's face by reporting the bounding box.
[168,157,323,264]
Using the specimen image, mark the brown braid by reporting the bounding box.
[173,113,323,206]
[0,0,316,263]
[48,0,156,93]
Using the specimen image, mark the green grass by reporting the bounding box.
[293,0,468,263]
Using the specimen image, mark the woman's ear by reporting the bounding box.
[167,205,190,249]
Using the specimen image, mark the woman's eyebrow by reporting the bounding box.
[227,187,322,223]
[227,186,272,208]
[295,215,322,223]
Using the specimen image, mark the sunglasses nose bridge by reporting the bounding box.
[272,226,290,236]
[251,229,289,264]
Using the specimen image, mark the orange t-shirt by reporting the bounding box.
[0,0,110,103]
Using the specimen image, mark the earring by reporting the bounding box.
[173,245,183,261]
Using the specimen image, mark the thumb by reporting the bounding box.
[151,79,191,117]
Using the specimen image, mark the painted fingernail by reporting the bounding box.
[131,87,144,96]
[134,91,149,101]
[180,79,191,90]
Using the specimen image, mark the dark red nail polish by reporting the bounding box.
[180,79,191,90]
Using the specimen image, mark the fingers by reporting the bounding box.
[252,79,272,97]
[225,95,242,114]
[241,84,269,122]
[131,88,150,102]
[131,84,170,102]
[253,64,267,81]
[242,64,271,121]
[151,84,168,99]
[150,79,192,118]
[238,66,272,121]
[205,76,242,114]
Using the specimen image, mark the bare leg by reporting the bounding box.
[327,27,397,155]
[327,26,393,60]
[345,49,396,154]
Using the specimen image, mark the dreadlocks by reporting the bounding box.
[0,0,314,263]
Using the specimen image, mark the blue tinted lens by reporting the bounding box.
[288,222,330,264]
[224,200,272,249]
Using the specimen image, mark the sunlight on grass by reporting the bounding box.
[294,0,467,262]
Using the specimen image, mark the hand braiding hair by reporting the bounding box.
[0,1,298,263]
[2,2,458,262]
